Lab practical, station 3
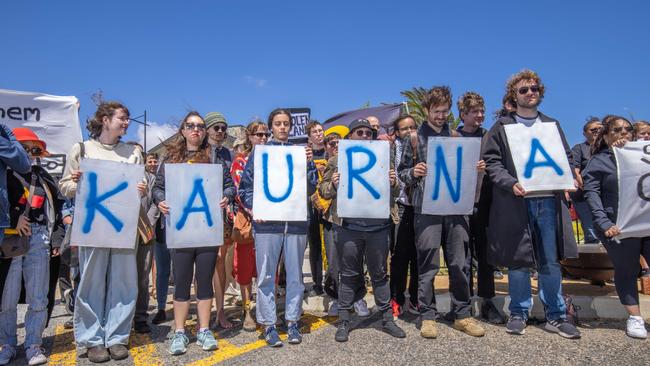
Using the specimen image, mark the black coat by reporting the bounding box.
[482,112,578,268]
[581,148,618,243]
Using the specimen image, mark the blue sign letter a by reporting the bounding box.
[262,152,294,202]
[176,178,214,230]
[82,172,128,234]
[346,146,380,199]
[432,145,462,203]
[523,138,563,178]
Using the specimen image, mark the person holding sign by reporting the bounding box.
[58,102,146,363]
[152,112,235,355]
[238,108,318,347]
[582,115,649,339]
[398,86,486,339]
[483,70,580,339]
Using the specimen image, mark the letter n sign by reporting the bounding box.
[71,159,143,249]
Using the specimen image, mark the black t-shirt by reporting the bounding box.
[456,125,487,138]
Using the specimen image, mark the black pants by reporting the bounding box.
[467,203,496,299]
[603,237,650,306]
[172,246,218,301]
[335,225,391,322]
[308,206,324,291]
[322,221,339,299]
[414,213,471,320]
[390,204,418,306]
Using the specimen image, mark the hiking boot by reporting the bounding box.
[26,345,47,366]
[354,299,370,317]
[481,299,505,324]
[152,310,166,325]
[197,329,218,351]
[87,345,110,363]
[168,332,189,355]
[626,316,648,339]
[453,318,486,337]
[108,344,129,360]
[134,321,151,333]
[382,320,406,338]
[420,319,438,338]
[264,326,283,347]
[287,322,303,344]
[243,308,257,332]
[545,318,581,339]
[506,315,526,335]
[335,321,350,342]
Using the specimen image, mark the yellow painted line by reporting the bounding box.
[48,324,77,366]
[130,333,164,366]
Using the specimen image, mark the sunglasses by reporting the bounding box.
[327,140,339,147]
[588,127,601,133]
[21,145,43,156]
[611,126,634,134]
[354,129,373,138]
[184,123,206,131]
[212,125,227,132]
[517,86,540,95]
[253,132,271,138]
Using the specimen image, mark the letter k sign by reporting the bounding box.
[82,172,128,234]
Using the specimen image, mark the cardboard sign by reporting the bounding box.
[70,159,143,249]
[504,122,574,192]
[165,163,224,248]
[253,145,307,221]
[337,140,391,219]
[421,137,481,215]
[614,141,650,239]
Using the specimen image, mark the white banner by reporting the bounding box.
[504,122,574,192]
[614,141,650,239]
[337,140,390,219]
[253,145,307,221]
[421,137,481,215]
[165,163,224,248]
[70,159,143,249]
[0,89,82,155]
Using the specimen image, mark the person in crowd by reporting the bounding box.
[570,117,603,244]
[59,200,78,330]
[238,108,318,347]
[367,116,381,133]
[634,120,650,141]
[319,118,405,342]
[456,92,505,324]
[389,114,419,318]
[582,115,649,339]
[204,112,232,165]
[398,86,486,339]
[153,111,235,355]
[230,120,269,331]
[306,120,326,295]
[483,70,580,339]
[0,128,64,366]
[58,102,147,362]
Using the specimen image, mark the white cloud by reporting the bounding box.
[244,75,268,88]
[136,121,178,152]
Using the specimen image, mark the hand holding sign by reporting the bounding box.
[614,141,650,239]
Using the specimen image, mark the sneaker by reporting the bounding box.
[264,326,283,347]
[506,315,526,335]
[197,329,218,351]
[494,270,504,280]
[420,319,438,339]
[390,299,401,320]
[108,344,129,360]
[335,321,350,342]
[327,300,339,317]
[408,301,420,315]
[0,345,16,366]
[354,299,370,317]
[382,320,406,338]
[453,318,486,337]
[152,310,166,325]
[545,318,581,339]
[287,322,303,344]
[26,345,47,366]
[63,289,74,315]
[481,299,505,324]
[626,316,648,339]
[168,332,189,355]
[134,321,151,333]
[86,345,110,363]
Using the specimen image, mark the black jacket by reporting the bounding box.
[581,148,618,242]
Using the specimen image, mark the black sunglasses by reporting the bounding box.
[184,123,206,130]
[611,126,634,134]
[518,86,540,95]
[327,140,339,147]
[354,129,373,138]
[253,132,271,138]
[212,125,227,132]
[588,127,601,133]
[21,145,43,156]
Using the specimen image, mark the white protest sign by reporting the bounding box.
[165,163,224,248]
[70,159,143,249]
[0,89,82,155]
[253,145,307,221]
[614,141,650,239]
[504,122,574,192]
[337,140,390,219]
[421,137,481,215]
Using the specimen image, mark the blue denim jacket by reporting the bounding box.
[0,124,31,228]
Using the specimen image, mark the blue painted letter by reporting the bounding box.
[523,138,563,178]
[82,172,127,234]
[262,152,293,202]
[176,178,213,230]
[346,146,380,199]
[432,145,462,203]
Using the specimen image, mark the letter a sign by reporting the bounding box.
[253,145,307,221]
[71,159,143,249]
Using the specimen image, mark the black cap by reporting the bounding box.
[348,118,373,137]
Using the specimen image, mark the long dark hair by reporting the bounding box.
[591,115,632,154]
[267,108,293,131]
[164,111,211,163]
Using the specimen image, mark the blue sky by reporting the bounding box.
[2,0,649,148]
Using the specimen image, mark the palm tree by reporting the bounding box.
[401,87,461,129]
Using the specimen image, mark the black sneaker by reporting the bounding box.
[382,320,406,338]
[506,315,526,335]
[481,299,505,324]
[133,321,151,333]
[545,318,581,339]
[335,321,350,342]
[152,310,166,325]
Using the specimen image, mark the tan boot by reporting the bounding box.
[242,303,256,332]
[420,319,438,338]
[453,317,486,337]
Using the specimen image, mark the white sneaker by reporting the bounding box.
[26,345,47,366]
[354,299,370,317]
[0,345,16,366]
[626,316,648,339]
[327,300,339,317]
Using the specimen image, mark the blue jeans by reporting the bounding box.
[508,197,566,321]
[154,239,171,311]
[573,200,597,243]
[74,246,137,348]
[255,232,307,326]
[0,225,50,347]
